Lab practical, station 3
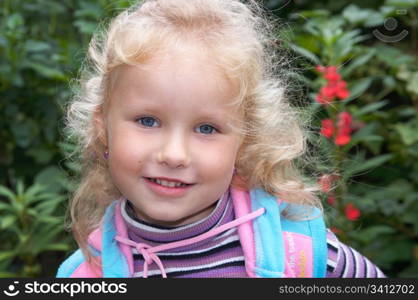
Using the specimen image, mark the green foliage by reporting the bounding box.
[0,179,70,277]
[274,0,418,277]
[0,0,133,277]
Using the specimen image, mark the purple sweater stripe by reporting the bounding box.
[326,234,386,278]
[325,231,339,271]
[133,241,244,271]
[343,244,355,277]
[176,265,247,278]
[132,229,239,258]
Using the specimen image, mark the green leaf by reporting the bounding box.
[383,76,396,89]
[344,77,373,103]
[291,9,330,19]
[24,183,45,200]
[24,40,51,53]
[16,179,24,198]
[1,216,17,230]
[10,119,39,148]
[73,20,98,35]
[0,186,16,202]
[352,100,389,117]
[289,44,320,65]
[26,147,54,164]
[34,166,67,194]
[74,2,102,19]
[375,44,415,67]
[36,215,62,224]
[394,119,418,145]
[6,13,24,30]
[352,135,384,145]
[0,251,16,262]
[386,0,418,8]
[0,202,13,213]
[0,271,19,278]
[34,196,65,214]
[355,225,396,244]
[405,72,418,96]
[43,243,70,252]
[342,50,376,77]
[25,62,66,80]
[342,4,384,26]
[31,225,65,254]
[0,36,7,47]
[287,71,314,87]
[344,153,394,180]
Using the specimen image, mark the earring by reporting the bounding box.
[233,167,237,175]
[104,149,109,159]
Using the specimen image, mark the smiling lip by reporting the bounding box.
[144,177,194,197]
[146,176,193,185]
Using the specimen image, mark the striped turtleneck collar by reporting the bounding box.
[121,188,234,247]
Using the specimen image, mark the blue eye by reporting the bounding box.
[137,116,158,127]
[198,124,217,135]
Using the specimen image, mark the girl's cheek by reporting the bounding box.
[110,133,147,161]
[202,148,236,172]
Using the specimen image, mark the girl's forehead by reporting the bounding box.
[111,49,239,106]
[146,47,229,82]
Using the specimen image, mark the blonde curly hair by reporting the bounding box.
[64,0,330,260]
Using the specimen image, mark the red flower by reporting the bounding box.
[318,173,339,193]
[321,85,337,98]
[315,65,326,73]
[320,112,353,146]
[327,195,335,206]
[338,111,352,125]
[318,174,332,192]
[315,65,350,105]
[335,134,351,146]
[335,81,349,99]
[316,92,331,105]
[335,111,352,146]
[345,203,361,221]
[320,119,334,138]
[324,66,342,82]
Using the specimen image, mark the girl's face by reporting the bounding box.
[98,49,243,227]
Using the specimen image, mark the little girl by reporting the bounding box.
[58,0,385,278]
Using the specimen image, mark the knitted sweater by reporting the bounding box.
[122,189,386,278]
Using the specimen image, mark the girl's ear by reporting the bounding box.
[93,108,108,147]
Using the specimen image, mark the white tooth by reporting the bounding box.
[153,178,184,187]
[163,180,173,187]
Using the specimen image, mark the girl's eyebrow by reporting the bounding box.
[130,102,231,120]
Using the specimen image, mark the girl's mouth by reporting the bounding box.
[144,177,195,197]
[145,177,193,187]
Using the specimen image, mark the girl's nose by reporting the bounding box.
[156,132,191,168]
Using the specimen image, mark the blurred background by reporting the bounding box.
[0,0,417,277]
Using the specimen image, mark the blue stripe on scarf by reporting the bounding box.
[250,188,285,277]
[102,201,130,277]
